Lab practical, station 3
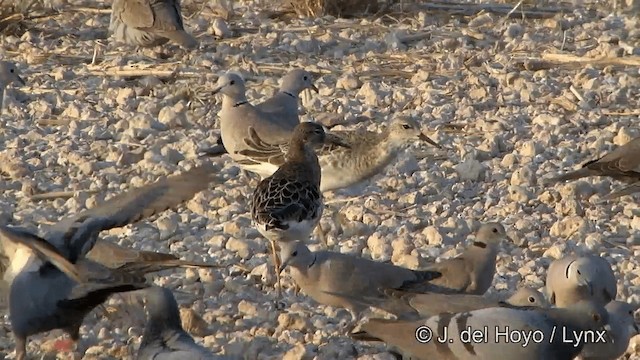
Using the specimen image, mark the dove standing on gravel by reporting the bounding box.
[412,222,510,295]
[546,254,617,307]
[255,69,319,128]
[2,163,219,360]
[212,72,298,177]
[580,301,639,360]
[0,61,26,115]
[137,286,218,360]
[544,137,640,200]
[356,286,549,320]
[352,300,610,360]
[110,0,198,49]
[238,116,442,192]
[199,69,317,158]
[278,241,442,327]
[250,122,349,303]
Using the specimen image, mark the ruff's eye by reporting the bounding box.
[402,124,411,130]
[10,69,14,73]
[229,80,236,85]
[303,75,308,81]
[292,251,298,257]
[492,228,498,233]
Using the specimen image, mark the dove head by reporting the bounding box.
[143,286,183,332]
[506,287,550,308]
[605,301,639,335]
[473,222,510,250]
[279,241,314,273]
[212,72,246,99]
[565,257,599,297]
[387,117,441,149]
[281,69,318,95]
[0,61,25,88]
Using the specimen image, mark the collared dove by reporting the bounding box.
[352,300,610,360]
[199,70,317,159]
[110,0,198,49]
[413,222,510,295]
[544,137,640,200]
[237,116,442,192]
[87,239,221,274]
[1,163,219,359]
[353,286,549,320]
[254,69,319,128]
[137,286,219,359]
[278,241,442,325]
[212,72,296,178]
[580,301,639,360]
[251,122,349,303]
[546,254,617,307]
[0,60,26,115]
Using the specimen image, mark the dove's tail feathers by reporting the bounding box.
[350,330,383,342]
[199,144,228,158]
[544,168,595,185]
[599,183,640,202]
[62,283,149,310]
[163,30,198,49]
[118,260,221,274]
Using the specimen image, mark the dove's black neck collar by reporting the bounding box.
[233,101,248,107]
[473,241,487,249]
[308,254,317,268]
[282,91,297,99]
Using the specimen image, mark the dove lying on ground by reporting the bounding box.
[0,61,26,115]
[350,286,549,320]
[415,222,510,295]
[110,0,198,49]
[137,286,220,360]
[543,137,640,200]
[546,254,617,307]
[580,301,639,360]
[2,163,219,360]
[278,241,442,324]
[352,300,609,360]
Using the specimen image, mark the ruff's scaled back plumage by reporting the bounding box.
[250,122,349,302]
